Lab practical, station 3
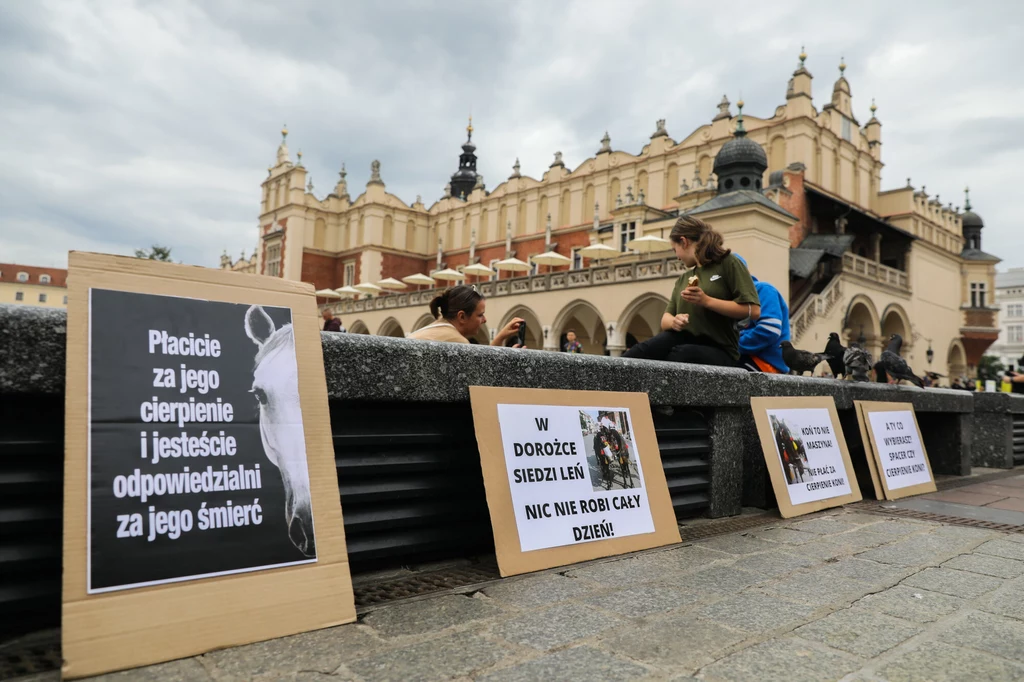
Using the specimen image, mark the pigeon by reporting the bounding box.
[878,334,924,388]
[843,343,873,382]
[874,360,889,384]
[781,341,830,376]
[824,332,847,378]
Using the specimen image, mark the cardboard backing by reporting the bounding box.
[469,386,681,577]
[62,252,355,679]
[750,396,862,518]
[854,400,937,500]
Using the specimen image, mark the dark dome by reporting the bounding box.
[713,136,767,176]
[961,210,984,229]
[767,169,784,187]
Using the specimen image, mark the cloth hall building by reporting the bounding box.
[238,52,1001,380]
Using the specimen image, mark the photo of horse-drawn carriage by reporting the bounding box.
[579,409,642,492]
[769,414,810,485]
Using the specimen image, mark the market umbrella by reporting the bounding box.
[376,277,408,290]
[626,235,673,253]
[531,251,572,267]
[314,288,341,299]
[463,262,496,278]
[402,273,437,289]
[494,257,530,273]
[431,268,465,282]
[334,285,361,297]
[577,242,621,260]
[353,282,383,295]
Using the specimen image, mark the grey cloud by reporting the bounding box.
[0,0,1021,270]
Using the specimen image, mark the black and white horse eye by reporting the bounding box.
[250,387,269,406]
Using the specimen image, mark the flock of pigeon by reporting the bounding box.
[780,333,925,388]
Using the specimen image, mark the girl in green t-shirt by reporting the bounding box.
[623,215,761,367]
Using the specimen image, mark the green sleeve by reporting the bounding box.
[664,276,682,316]
[726,256,761,306]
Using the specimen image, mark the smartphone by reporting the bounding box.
[517,320,527,347]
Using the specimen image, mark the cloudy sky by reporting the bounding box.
[2,0,1022,270]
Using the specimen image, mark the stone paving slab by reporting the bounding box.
[34,507,1024,682]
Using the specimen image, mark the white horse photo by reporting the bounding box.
[244,305,316,558]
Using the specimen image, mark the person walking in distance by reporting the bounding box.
[321,308,345,333]
[563,329,584,354]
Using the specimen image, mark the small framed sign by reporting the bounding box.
[750,396,862,517]
[469,387,680,576]
[854,401,936,500]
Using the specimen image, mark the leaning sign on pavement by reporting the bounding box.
[469,387,680,576]
[63,252,355,679]
[751,396,862,517]
[854,400,936,500]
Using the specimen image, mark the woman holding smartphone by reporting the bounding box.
[624,215,760,367]
[408,284,525,347]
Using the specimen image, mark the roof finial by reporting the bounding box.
[466,115,473,140]
[598,131,612,154]
[870,98,877,116]
[510,157,521,179]
[964,186,972,211]
[734,97,746,137]
[799,45,807,65]
[839,56,846,74]
[281,124,288,142]
[339,162,347,180]
[296,149,303,167]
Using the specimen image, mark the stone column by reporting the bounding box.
[708,407,746,517]
[872,232,882,263]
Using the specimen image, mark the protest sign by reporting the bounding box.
[751,397,861,517]
[854,401,936,500]
[469,387,680,576]
[63,252,354,679]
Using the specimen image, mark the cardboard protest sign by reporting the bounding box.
[751,397,861,517]
[469,387,680,577]
[854,401,936,500]
[63,253,354,679]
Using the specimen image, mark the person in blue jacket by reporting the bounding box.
[734,254,790,373]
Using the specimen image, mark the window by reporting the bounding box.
[970,282,987,308]
[265,243,282,277]
[17,272,28,282]
[38,293,47,303]
[1009,326,1024,344]
[343,261,355,287]
[620,222,637,252]
[15,291,23,301]
[63,295,68,305]
[39,274,51,284]
[1007,303,1023,319]
[571,247,583,271]
[841,116,852,142]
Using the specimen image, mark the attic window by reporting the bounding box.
[740,177,751,188]
[40,274,51,284]
[17,272,28,282]
[841,117,852,142]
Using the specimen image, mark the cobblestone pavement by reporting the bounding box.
[19,508,1024,682]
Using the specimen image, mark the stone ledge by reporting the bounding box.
[973,391,1024,414]
[0,303,978,416]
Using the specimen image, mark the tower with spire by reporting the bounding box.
[711,100,768,193]
[449,116,480,200]
[961,187,985,252]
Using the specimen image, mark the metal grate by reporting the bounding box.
[677,512,777,542]
[852,500,1024,534]
[1014,415,1024,466]
[354,561,500,608]
[0,631,61,681]
[0,395,63,639]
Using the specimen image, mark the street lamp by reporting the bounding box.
[857,326,866,346]
[926,340,934,365]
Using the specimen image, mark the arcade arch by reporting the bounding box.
[881,304,912,353]
[377,317,405,338]
[349,320,370,335]
[618,293,669,350]
[499,305,543,349]
[551,299,607,355]
[843,295,881,355]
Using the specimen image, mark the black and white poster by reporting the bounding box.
[88,288,317,593]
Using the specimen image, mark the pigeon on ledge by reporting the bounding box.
[843,343,873,382]
[878,334,924,388]
[824,332,847,378]
[781,341,830,376]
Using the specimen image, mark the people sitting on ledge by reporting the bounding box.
[732,254,789,374]
[623,216,760,367]
[408,284,524,347]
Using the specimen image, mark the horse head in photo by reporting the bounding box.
[244,305,315,558]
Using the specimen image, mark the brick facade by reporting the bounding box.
[777,170,810,247]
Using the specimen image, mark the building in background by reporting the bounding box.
[991,268,1024,369]
[0,263,68,308]
[241,50,1002,380]
[220,249,257,274]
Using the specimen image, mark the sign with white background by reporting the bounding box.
[867,410,933,490]
[765,407,853,506]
